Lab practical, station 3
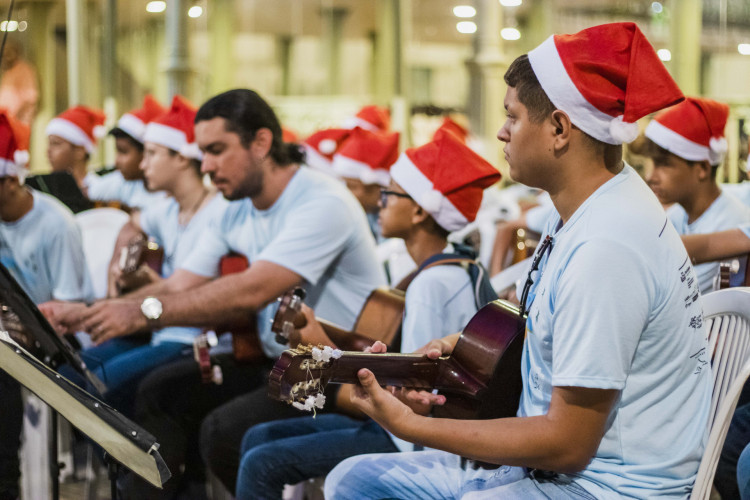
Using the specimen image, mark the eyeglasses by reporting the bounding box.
[519,235,553,317]
[379,189,412,208]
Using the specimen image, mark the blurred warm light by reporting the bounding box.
[453,6,476,18]
[456,21,477,34]
[657,49,671,61]
[17,21,26,32]
[146,1,166,13]
[501,28,521,40]
[651,2,663,14]
[499,0,522,6]
[188,6,203,18]
[0,21,18,32]
[739,44,750,55]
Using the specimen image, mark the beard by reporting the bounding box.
[223,168,264,201]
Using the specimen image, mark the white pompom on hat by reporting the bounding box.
[301,128,352,175]
[527,22,684,145]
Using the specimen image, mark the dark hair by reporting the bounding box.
[642,137,719,179]
[166,148,203,176]
[109,127,145,152]
[504,55,556,124]
[195,89,304,166]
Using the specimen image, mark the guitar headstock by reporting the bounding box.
[267,343,341,411]
[272,287,307,345]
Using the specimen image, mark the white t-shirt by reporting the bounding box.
[85,171,166,211]
[0,189,93,304]
[721,182,750,207]
[522,165,711,499]
[182,167,386,358]
[139,193,229,344]
[668,191,750,292]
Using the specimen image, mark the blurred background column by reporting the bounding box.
[321,6,347,95]
[670,0,702,95]
[165,0,190,99]
[209,0,234,96]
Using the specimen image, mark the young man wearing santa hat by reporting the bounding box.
[643,97,750,292]
[325,22,711,499]
[0,111,93,500]
[231,129,500,500]
[45,105,107,194]
[85,95,168,211]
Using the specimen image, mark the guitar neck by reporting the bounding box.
[317,319,375,352]
[324,352,443,390]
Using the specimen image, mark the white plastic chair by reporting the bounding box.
[692,287,750,499]
[75,207,130,299]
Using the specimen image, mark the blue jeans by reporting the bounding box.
[740,442,750,500]
[235,413,398,500]
[325,450,598,500]
[59,336,190,416]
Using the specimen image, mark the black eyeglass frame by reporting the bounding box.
[379,189,412,208]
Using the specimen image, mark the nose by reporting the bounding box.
[497,122,510,143]
[139,156,148,171]
[200,155,214,175]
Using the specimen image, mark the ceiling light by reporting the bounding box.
[453,6,476,18]
[499,0,522,7]
[146,1,166,13]
[501,27,521,40]
[456,21,477,34]
[17,21,26,32]
[739,43,750,55]
[651,2,663,14]
[0,21,18,32]
[188,6,203,18]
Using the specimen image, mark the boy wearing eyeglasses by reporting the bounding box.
[226,130,501,499]
[326,23,711,500]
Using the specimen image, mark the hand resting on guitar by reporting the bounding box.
[292,304,336,348]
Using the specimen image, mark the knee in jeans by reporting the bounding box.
[240,422,276,456]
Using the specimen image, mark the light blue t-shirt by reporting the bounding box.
[722,182,750,207]
[668,191,750,292]
[0,189,93,304]
[85,171,167,211]
[522,165,711,499]
[182,167,386,358]
[139,192,229,344]
[390,252,478,453]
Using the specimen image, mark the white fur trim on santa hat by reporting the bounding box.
[528,36,631,145]
[303,144,333,171]
[317,138,338,155]
[179,143,203,161]
[116,113,147,143]
[45,117,96,152]
[390,153,469,232]
[342,117,380,133]
[0,158,28,183]
[143,122,189,154]
[333,155,390,187]
[645,120,710,162]
[609,116,639,144]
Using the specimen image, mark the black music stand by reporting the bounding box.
[0,336,170,496]
[0,263,169,498]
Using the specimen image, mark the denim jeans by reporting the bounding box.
[716,382,750,499]
[59,336,189,417]
[325,450,598,500]
[235,413,398,500]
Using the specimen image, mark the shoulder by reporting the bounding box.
[408,264,471,301]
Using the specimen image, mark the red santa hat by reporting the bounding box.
[644,97,730,165]
[434,116,469,144]
[333,127,400,187]
[114,95,166,143]
[143,95,202,160]
[282,127,299,143]
[527,22,684,145]
[390,129,501,231]
[0,110,30,183]
[45,105,107,153]
[302,128,352,174]
[343,105,391,133]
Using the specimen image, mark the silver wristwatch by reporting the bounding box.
[140,296,163,329]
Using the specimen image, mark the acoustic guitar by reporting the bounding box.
[193,253,264,384]
[272,286,405,352]
[117,234,164,294]
[0,303,46,361]
[268,299,525,420]
[716,259,740,290]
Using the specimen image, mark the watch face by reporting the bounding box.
[141,297,163,319]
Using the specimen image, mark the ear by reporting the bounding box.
[411,203,430,226]
[251,128,274,158]
[549,110,573,151]
[73,145,88,162]
[695,160,712,181]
